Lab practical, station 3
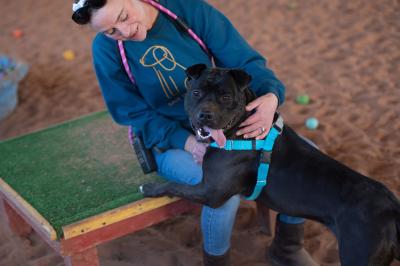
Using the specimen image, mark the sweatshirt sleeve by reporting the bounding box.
[92,35,191,150]
[183,0,285,105]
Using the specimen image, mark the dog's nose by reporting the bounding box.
[198,110,215,122]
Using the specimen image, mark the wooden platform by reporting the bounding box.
[0,111,198,265]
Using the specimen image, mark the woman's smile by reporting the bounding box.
[129,24,139,39]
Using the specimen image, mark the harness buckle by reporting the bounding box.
[260,150,272,164]
[225,140,233,150]
[273,124,283,134]
[273,113,284,134]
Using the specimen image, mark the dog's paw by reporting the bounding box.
[139,183,165,197]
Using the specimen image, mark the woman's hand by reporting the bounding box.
[236,93,279,140]
[184,135,208,164]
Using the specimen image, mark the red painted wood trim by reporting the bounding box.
[0,196,61,252]
[2,199,33,237]
[60,199,198,256]
[64,247,100,266]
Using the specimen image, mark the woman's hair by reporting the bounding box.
[72,0,107,25]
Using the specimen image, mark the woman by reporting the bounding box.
[71,0,317,265]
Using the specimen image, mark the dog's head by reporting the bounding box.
[184,64,253,146]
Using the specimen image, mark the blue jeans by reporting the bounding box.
[153,148,305,256]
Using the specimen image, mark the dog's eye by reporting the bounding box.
[192,90,201,97]
[222,95,232,102]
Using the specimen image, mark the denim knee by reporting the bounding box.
[153,149,202,185]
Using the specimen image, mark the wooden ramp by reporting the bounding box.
[0,111,197,265]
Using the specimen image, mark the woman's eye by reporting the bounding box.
[121,14,128,22]
[107,28,116,35]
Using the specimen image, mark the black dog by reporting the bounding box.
[141,64,400,266]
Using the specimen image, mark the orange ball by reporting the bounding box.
[12,29,23,38]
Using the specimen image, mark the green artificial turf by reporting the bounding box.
[0,111,162,239]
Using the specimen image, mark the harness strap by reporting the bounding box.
[245,125,281,200]
[209,132,280,151]
[209,114,283,151]
[209,113,284,201]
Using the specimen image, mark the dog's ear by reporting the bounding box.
[185,64,207,80]
[229,69,252,91]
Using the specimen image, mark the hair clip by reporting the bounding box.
[72,0,87,12]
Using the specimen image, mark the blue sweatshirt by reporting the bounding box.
[92,0,285,151]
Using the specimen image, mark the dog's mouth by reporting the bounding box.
[190,112,239,147]
[190,113,240,147]
[195,126,227,147]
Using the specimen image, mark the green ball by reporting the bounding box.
[296,94,310,105]
[305,117,319,130]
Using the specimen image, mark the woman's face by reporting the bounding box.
[90,0,158,41]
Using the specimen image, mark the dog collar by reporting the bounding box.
[209,113,284,201]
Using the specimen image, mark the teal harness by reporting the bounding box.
[209,114,284,200]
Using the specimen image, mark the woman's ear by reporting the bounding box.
[229,69,252,91]
[185,64,207,80]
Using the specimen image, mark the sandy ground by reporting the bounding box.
[0,0,399,265]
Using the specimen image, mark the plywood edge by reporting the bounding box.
[0,178,57,240]
[62,196,182,239]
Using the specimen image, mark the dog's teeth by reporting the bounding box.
[195,127,212,140]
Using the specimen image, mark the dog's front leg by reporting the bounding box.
[140,182,229,208]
